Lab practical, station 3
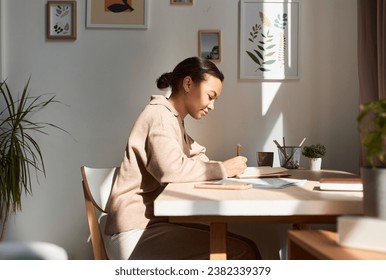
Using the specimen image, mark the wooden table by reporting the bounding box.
[288,230,386,259]
[154,169,363,260]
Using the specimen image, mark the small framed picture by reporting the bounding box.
[170,0,193,5]
[198,30,221,63]
[47,1,77,40]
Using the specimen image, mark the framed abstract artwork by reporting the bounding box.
[86,0,148,29]
[47,1,77,40]
[240,0,300,79]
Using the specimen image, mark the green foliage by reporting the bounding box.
[0,78,66,240]
[246,12,288,73]
[274,13,288,30]
[246,28,276,72]
[302,144,327,158]
[357,98,386,167]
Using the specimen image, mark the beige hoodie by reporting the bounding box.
[105,95,227,235]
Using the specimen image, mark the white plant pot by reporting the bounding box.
[309,158,322,170]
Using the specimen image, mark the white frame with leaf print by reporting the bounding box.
[47,1,77,40]
[240,0,299,80]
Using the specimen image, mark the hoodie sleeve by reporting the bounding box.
[145,119,227,184]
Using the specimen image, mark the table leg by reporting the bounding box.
[209,222,227,260]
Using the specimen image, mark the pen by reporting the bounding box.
[298,137,306,147]
[273,140,288,160]
[237,144,242,156]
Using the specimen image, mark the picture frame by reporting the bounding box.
[86,0,148,29]
[47,1,77,40]
[240,0,300,80]
[170,0,193,5]
[198,30,221,63]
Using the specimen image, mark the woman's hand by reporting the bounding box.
[223,156,248,177]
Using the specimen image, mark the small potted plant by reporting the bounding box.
[302,144,326,170]
[357,98,386,219]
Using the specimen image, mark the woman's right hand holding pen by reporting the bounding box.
[223,156,248,177]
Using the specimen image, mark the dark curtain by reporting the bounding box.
[357,0,386,165]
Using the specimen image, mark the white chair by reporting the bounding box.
[81,166,118,260]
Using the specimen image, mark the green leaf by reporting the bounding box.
[254,49,264,60]
[263,60,276,65]
[246,51,261,65]
[266,44,276,49]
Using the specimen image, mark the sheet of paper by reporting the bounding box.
[212,178,307,189]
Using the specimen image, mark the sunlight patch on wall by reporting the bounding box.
[262,112,283,158]
[261,82,281,116]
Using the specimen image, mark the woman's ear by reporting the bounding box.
[182,76,192,93]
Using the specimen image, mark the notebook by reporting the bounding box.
[319,178,363,191]
[236,166,289,179]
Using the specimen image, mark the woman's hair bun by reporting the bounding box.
[156,72,173,89]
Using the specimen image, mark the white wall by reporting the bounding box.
[1,0,359,259]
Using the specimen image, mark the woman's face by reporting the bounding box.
[184,74,222,120]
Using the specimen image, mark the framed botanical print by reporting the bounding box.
[240,0,300,79]
[47,1,77,40]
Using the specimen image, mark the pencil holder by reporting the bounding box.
[278,146,301,169]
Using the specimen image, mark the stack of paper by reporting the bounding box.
[338,216,386,253]
[319,178,363,191]
[236,166,289,179]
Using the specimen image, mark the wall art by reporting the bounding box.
[87,0,148,29]
[47,1,77,40]
[240,0,299,79]
[170,0,193,5]
[198,30,221,63]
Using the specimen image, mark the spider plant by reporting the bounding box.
[0,78,66,240]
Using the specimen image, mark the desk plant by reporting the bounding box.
[0,78,66,240]
[357,98,386,219]
[302,144,326,170]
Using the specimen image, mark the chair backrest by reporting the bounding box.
[81,166,118,260]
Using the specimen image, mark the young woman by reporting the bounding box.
[104,57,261,259]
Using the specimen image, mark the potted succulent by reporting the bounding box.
[357,98,386,219]
[302,144,327,170]
[0,78,66,240]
